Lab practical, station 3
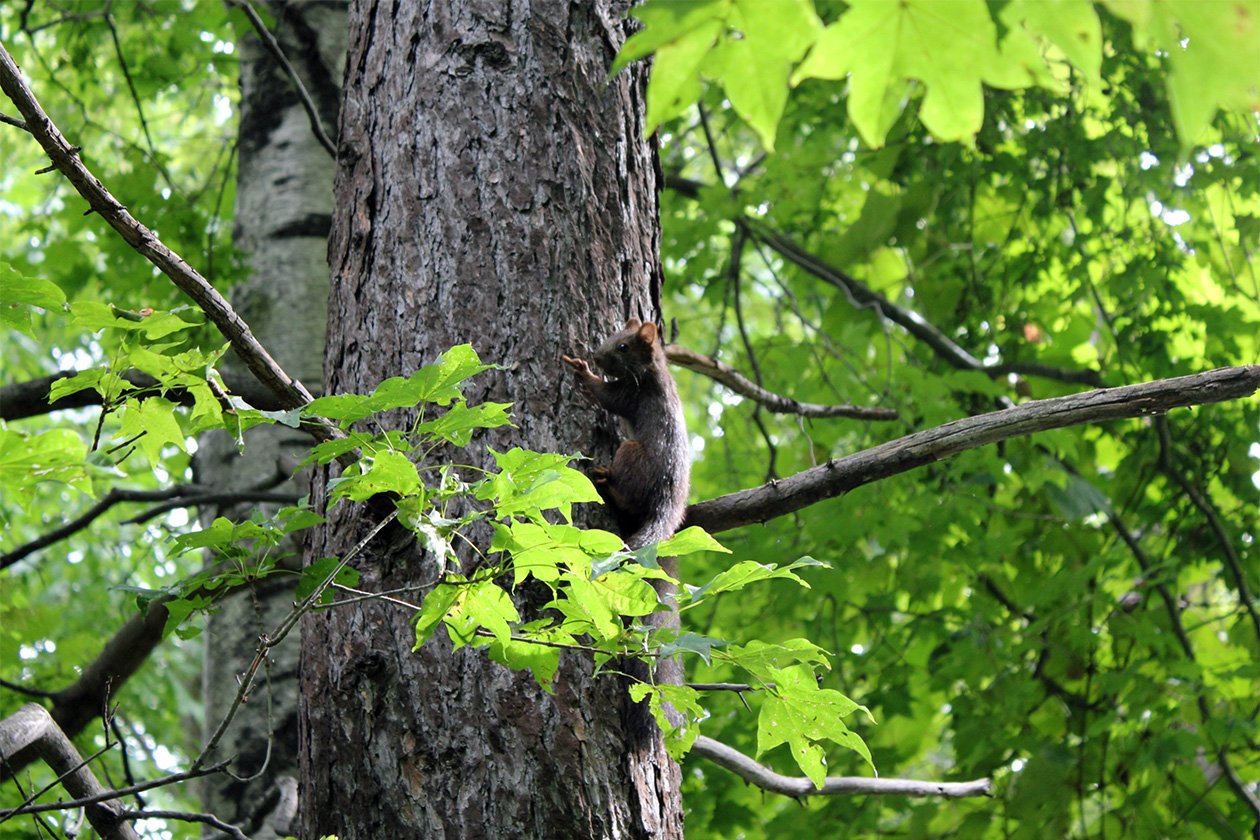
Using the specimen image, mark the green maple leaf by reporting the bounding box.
[796,0,1012,146]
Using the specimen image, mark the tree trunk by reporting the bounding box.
[197,2,345,835]
[299,1,680,837]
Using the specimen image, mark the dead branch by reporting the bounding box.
[119,808,247,840]
[691,736,991,798]
[0,485,297,570]
[663,175,1104,390]
[748,218,1103,386]
[0,718,226,821]
[685,365,1260,534]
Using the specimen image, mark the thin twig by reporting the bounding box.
[472,629,637,657]
[1154,416,1260,646]
[686,683,768,692]
[0,486,298,569]
[121,491,298,525]
[227,0,337,157]
[728,226,781,481]
[1,486,192,570]
[0,678,57,699]
[0,763,228,819]
[193,510,399,771]
[667,345,898,421]
[665,175,1106,389]
[1108,503,1260,825]
[119,809,246,840]
[696,102,726,185]
[0,486,189,571]
[327,582,422,611]
[0,740,113,826]
[103,11,169,187]
[19,8,107,36]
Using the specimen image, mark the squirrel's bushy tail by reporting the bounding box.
[627,510,685,550]
[625,455,689,550]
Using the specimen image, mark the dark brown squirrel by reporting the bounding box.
[562,319,690,550]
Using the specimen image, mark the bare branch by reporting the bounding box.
[1,486,187,570]
[691,735,991,798]
[1154,416,1260,646]
[1,485,297,570]
[227,0,337,158]
[17,8,108,36]
[194,509,399,771]
[0,704,140,838]
[121,490,297,526]
[0,677,56,699]
[0,748,227,819]
[1,569,283,780]
[2,607,177,782]
[103,11,163,182]
[667,345,898,421]
[1107,492,1260,823]
[0,45,342,448]
[685,366,1260,534]
[119,809,247,840]
[1,464,377,782]
[744,221,969,365]
[748,219,1105,387]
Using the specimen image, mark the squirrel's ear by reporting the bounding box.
[625,318,641,330]
[637,321,658,344]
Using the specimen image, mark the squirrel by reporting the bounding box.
[562,319,690,550]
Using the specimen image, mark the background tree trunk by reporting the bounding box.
[196,2,345,835]
[299,1,681,836]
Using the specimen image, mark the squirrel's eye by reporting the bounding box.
[617,343,628,352]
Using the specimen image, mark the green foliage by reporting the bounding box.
[1,1,242,828]
[620,0,1260,149]
[296,349,856,771]
[2,0,1258,837]
[647,2,1260,836]
[1,261,66,336]
[7,331,856,777]
[0,426,92,504]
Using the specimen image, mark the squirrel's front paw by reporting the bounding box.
[561,355,599,388]
[561,354,588,373]
[590,465,612,485]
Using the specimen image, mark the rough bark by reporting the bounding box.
[196,2,346,836]
[300,1,680,837]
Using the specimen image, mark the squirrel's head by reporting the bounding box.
[593,319,661,380]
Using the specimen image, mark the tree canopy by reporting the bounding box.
[2,1,1258,837]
